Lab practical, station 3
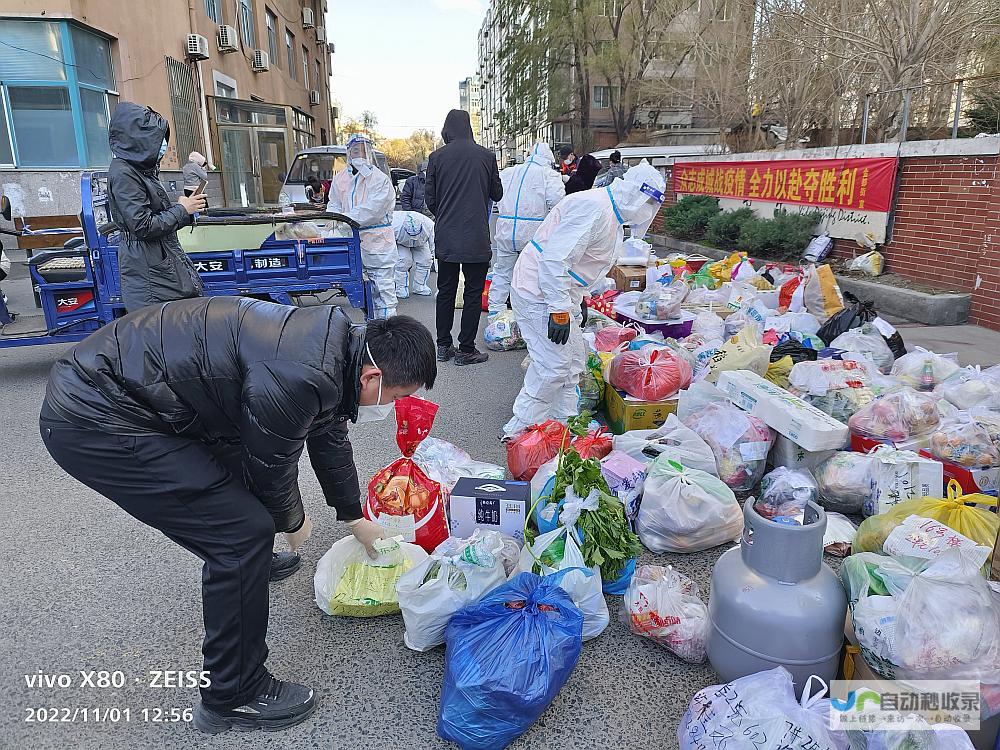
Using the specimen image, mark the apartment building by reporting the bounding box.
[458,74,482,141]
[0,0,335,215]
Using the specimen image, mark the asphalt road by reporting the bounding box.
[4,271,998,750]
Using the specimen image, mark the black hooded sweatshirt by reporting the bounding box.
[107,102,203,311]
[565,154,602,195]
[425,109,502,263]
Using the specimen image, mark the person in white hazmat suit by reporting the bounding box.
[392,210,434,298]
[327,134,398,318]
[502,161,666,438]
[487,141,565,316]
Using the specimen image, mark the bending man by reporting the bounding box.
[392,210,434,298]
[502,161,666,438]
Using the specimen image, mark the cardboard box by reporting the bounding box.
[716,370,849,452]
[608,264,646,292]
[449,478,531,544]
[603,386,677,435]
[769,433,836,472]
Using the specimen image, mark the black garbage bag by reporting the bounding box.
[884,330,907,359]
[816,292,876,345]
[770,338,819,364]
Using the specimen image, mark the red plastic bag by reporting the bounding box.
[364,396,449,552]
[571,429,613,460]
[482,277,491,312]
[609,348,693,402]
[507,420,568,481]
[594,326,637,353]
[589,290,619,318]
[778,273,805,311]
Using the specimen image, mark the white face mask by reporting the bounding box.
[351,158,373,177]
[355,344,395,423]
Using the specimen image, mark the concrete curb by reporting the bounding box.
[649,235,971,326]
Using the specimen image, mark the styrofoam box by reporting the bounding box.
[717,370,850,452]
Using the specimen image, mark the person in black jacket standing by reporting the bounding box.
[400,160,429,214]
[39,298,437,733]
[107,102,207,312]
[425,109,502,366]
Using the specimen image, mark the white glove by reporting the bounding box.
[284,516,313,552]
[346,518,387,559]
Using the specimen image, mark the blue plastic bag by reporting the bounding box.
[437,572,584,750]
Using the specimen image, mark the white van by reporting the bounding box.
[589,144,726,171]
[281,145,391,206]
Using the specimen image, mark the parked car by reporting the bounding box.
[280,145,390,206]
[390,168,415,197]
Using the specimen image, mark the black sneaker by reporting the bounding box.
[455,349,489,366]
[193,676,316,734]
[270,551,301,582]
[437,345,456,362]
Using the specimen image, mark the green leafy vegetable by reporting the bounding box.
[575,490,642,580]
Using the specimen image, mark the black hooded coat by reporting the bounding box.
[107,102,203,311]
[424,110,502,263]
[565,154,602,194]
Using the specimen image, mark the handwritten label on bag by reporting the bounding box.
[883,514,991,567]
[374,512,417,542]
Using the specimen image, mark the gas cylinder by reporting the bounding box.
[707,499,846,696]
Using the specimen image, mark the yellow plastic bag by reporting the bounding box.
[854,480,1000,562]
[764,356,793,389]
[708,252,743,283]
[802,264,844,322]
[848,251,884,277]
[706,326,773,383]
[747,274,775,291]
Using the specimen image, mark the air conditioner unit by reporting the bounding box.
[217,25,238,53]
[315,26,326,42]
[326,42,336,54]
[186,34,210,61]
[309,90,321,106]
[252,50,270,72]
[302,7,315,27]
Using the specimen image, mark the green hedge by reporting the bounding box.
[662,195,719,240]
[706,207,755,251]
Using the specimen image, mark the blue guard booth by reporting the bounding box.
[0,171,372,350]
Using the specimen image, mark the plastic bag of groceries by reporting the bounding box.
[683,401,775,493]
[891,347,961,389]
[755,467,818,524]
[507,420,568,481]
[802,263,845,322]
[413,437,505,499]
[622,564,708,663]
[765,310,821,336]
[515,525,609,640]
[582,306,617,332]
[365,396,449,552]
[938,366,1000,410]
[847,387,941,443]
[638,458,743,553]
[814,451,877,515]
[397,531,508,652]
[823,512,857,557]
[314,536,428,617]
[830,323,895,373]
[854,716,976,750]
[929,412,1000,468]
[594,324,637,352]
[609,347,693,401]
[691,309,725,341]
[437,572,583,750]
[789,359,878,422]
[971,406,1000,455]
[706,325,773,383]
[612,413,718,475]
[634,281,688,321]
[483,310,526,351]
[576,352,605,413]
[678,667,849,750]
[570,428,613,460]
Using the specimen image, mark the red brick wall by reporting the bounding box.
[828,155,999,329]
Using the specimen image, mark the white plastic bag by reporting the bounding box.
[483,309,526,351]
[623,564,708,663]
[756,467,817,524]
[831,324,895,373]
[611,413,718,475]
[681,398,775,493]
[860,718,976,750]
[789,358,876,397]
[314,536,428,617]
[396,531,508,651]
[679,667,849,750]
[637,458,743,553]
[803,234,833,263]
[891,347,960,389]
[938,366,1000,410]
[690,309,725,341]
[814,451,876,514]
[514,524,609,641]
[848,250,884,276]
[823,512,857,557]
[413,437,505,498]
[764,310,821,335]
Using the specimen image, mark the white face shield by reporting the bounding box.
[609,160,667,240]
[629,182,666,240]
[346,135,374,176]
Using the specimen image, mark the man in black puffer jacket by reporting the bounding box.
[39,297,436,734]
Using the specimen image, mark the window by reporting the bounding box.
[205,0,221,22]
[315,60,322,92]
[9,87,78,167]
[595,40,614,58]
[285,30,295,78]
[239,0,255,47]
[166,57,199,164]
[265,10,278,66]
[0,21,116,167]
[302,46,309,88]
[215,81,236,97]
[593,85,613,109]
[601,0,621,16]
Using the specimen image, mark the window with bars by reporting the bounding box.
[166,56,199,162]
[205,0,221,23]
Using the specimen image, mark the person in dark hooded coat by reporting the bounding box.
[425,109,502,366]
[107,102,207,312]
[564,153,602,194]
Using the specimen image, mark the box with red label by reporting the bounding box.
[917,451,1000,499]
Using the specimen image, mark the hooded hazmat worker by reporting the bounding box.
[502,160,666,438]
[327,134,398,318]
[107,102,207,312]
[392,210,434,298]
[487,141,565,317]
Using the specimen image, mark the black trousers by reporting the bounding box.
[39,405,273,710]
[436,260,488,352]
